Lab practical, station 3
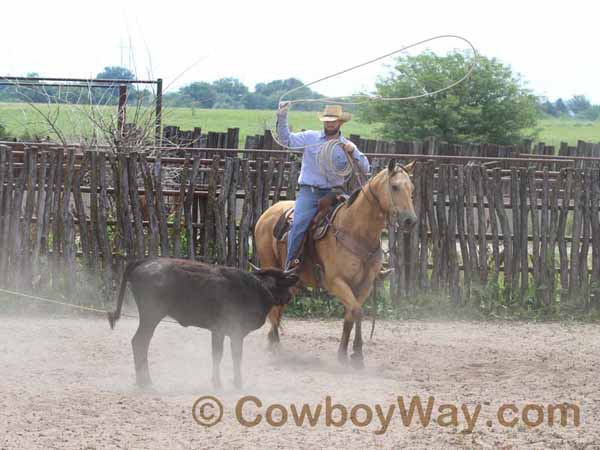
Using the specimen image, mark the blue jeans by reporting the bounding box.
[285,185,332,269]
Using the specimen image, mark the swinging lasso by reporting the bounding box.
[273,34,478,181]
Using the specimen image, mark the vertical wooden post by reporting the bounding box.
[117,85,128,139]
[155,78,163,146]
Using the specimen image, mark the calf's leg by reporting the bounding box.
[132,311,163,387]
[211,331,225,390]
[230,334,244,389]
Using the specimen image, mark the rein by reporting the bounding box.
[329,157,412,263]
[344,151,407,224]
[344,151,387,220]
[326,154,388,263]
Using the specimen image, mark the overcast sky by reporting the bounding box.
[1,0,598,103]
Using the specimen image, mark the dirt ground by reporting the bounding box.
[1,314,599,450]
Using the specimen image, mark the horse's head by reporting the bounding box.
[371,159,417,230]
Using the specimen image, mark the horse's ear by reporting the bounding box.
[387,158,397,173]
[402,161,416,175]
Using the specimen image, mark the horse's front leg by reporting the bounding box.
[329,277,363,365]
[338,315,354,364]
[351,317,364,369]
[349,271,379,369]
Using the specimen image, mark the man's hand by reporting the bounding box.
[277,101,291,115]
[342,142,356,155]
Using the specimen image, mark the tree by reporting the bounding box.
[359,51,539,144]
[212,77,248,98]
[242,92,268,110]
[538,99,558,117]
[249,78,323,111]
[96,66,135,80]
[554,98,569,116]
[10,72,56,104]
[179,81,217,108]
[210,78,248,109]
[94,66,135,105]
[567,95,592,116]
[578,104,600,121]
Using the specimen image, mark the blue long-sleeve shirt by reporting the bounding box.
[276,113,370,189]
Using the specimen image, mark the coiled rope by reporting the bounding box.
[315,139,354,181]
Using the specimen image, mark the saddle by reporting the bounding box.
[273,188,384,296]
[273,191,348,262]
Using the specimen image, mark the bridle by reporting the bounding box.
[365,181,387,220]
[322,156,412,264]
[346,153,410,225]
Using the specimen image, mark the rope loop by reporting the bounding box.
[272,34,478,153]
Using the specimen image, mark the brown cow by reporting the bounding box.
[108,257,298,389]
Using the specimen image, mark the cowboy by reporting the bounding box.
[276,102,370,270]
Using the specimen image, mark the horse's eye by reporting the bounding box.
[391,185,399,191]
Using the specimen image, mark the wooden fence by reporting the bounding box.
[161,125,600,163]
[0,140,599,309]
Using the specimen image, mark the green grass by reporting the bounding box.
[162,107,380,145]
[1,102,599,149]
[0,102,128,141]
[0,102,380,146]
[527,117,600,148]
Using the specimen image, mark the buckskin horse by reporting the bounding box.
[254,159,417,368]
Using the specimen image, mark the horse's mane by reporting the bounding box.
[346,166,388,207]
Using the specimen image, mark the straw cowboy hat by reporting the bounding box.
[318,105,352,123]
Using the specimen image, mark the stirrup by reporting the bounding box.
[286,258,301,272]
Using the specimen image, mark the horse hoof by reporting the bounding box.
[350,353,365,370]
[337,352,349,365]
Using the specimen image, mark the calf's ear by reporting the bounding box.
[280,273,299,287]
[248,262,261,272]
